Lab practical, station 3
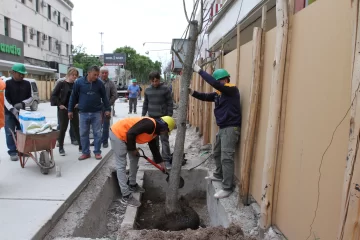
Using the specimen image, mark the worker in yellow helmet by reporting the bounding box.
[109,116,175,207]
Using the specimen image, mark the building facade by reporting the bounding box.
[0,0,74,76]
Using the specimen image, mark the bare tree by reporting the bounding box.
[161,0,218,230]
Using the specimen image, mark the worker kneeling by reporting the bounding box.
[110,116,176,207]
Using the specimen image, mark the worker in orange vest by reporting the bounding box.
[110,116,176,208]
[0,77,5,129]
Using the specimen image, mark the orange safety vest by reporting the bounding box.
[111,117,157,144]
[0,78,5,129]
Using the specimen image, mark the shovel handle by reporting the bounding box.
[137,148,166,173]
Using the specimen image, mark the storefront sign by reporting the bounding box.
[0,35,24,63]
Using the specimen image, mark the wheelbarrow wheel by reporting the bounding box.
[39,151,50,175]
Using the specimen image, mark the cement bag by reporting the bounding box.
[19,109,46,133]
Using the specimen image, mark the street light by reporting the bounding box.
[143,42,172,46]
[145,49,171,54]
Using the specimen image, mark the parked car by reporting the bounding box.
[2,77,40,111]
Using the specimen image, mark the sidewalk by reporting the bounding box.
[0,100,141,240]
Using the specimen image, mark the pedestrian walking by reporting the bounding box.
[127,79,140,114]
[142,72,173,169]
[90,66,117,148]
[0,77,5,130]
[54,76,78,146]
[68,65,111,161]
[51,67,82,156]
[110,116,176,207]
[3,63,33,161]
[189,64,241,199]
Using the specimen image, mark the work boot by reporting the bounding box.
[129,183,145,193]
[120,194,141,207]
[205,175,223,182]
[59,148,65,156]
[10,155,18,161]
[165,161,172,170]
[214,189,233,199]
[103,142,109,148]
[78,154,91,161]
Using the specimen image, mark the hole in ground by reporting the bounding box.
[135,169,210,231]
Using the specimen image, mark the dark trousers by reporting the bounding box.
[58,109,81,149]
[129,98,137,113]
[57,109,75,141]
[5,113,21,156]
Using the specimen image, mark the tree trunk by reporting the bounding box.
[165,20,199,214]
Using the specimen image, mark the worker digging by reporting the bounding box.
[109,116,176,207]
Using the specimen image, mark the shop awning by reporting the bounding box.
[0,59,57,74]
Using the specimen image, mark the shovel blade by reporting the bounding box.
[166,174,185,189]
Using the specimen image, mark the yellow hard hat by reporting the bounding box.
[161,116,176,132]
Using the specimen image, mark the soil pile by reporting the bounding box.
[136,224,255,240]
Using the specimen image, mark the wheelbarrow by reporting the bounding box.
[137,148,185,188]
[10,130,59,175]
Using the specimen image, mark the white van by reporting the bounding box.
[1,77,40,111]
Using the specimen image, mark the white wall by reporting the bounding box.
[207,0,262,48]
[0,0,73,64]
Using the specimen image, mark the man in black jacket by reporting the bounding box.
[142,72,173,169]
[4,63,32,161]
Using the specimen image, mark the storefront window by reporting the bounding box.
[4,17,10,37]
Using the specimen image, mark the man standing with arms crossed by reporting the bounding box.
[68,66,111,160]
[189,64,241,199]
[90,66,117,148]
[3,63,33,161]
[142,71,173,169]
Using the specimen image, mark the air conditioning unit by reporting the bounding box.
[63,17,69,22]
[70,21,74,26]
[42,34,48,40]
[41,1,47,7]
[29,28,35,36]
[53,10,58,16]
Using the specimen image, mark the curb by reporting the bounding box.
[31,149,114,240]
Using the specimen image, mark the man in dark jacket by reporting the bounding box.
[4,63,33,161]
[142,71,173,169]
[68,65,111,161]
[189,64,241,199]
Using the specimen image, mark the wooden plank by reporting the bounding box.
[260,0,289,230]
[272,0,294,223]
[338,0,360,239]
[239,27,263,204]
[235,24,241,84]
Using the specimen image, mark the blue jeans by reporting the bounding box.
[101,114,110,144]
[79,111,102,155]
[5,113,21,156]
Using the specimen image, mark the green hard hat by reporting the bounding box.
[11,63,27,75]
[132,79,137,83]
[212,69,230,81]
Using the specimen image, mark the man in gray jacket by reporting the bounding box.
[142,71,173,169]
[93,66,117,148]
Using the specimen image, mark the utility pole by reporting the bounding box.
[99,32,104,55]
[165,20,199,214]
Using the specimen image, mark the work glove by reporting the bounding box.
[188,88,194,95]
[192,63,201,73]
[13,102,24,110]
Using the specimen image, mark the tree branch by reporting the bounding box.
[200,55,220,68]
[198,0,204,33]
[183,0,190,24]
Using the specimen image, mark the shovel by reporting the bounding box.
[137,148,185,189]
